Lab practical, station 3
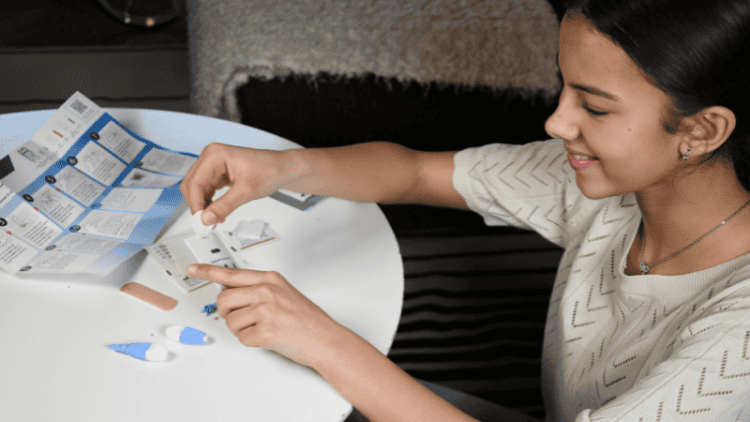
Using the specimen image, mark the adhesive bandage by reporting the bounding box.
[120,281,178,311]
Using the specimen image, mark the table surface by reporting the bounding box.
[0,108,404,422]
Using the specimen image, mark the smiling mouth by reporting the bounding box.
[571,154,599,160]
[568,153,599,170]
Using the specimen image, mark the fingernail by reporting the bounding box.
[203,211,217,226]
[187,265,197,275]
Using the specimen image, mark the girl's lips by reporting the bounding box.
[568,153,599,170]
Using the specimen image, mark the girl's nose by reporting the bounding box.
[545,91,579,141]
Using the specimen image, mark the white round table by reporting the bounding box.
[0,109,404,422]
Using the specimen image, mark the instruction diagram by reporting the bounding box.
[0,92,197,276]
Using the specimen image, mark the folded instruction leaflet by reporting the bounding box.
[0,92,197,277]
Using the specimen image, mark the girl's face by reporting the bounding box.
[545,15,685,199]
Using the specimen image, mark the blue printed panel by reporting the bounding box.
[0,101,199,276]
[17,113,196,247]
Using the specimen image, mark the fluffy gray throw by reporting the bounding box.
[188,0,561,121]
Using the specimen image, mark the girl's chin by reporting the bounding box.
[575,175,622,200]
[580,190,612,200]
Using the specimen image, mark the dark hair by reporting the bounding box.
[565,0,750,192]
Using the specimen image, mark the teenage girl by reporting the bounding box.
[180,1,750,420]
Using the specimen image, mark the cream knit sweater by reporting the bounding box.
[453,138,750,422]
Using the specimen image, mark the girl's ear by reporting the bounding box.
[682,106,736,157]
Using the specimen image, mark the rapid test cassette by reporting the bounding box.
[145,212,277,294]
[145,230,242,293]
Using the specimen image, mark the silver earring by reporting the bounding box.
[683,147,691,162]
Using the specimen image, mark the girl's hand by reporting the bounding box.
[179,143,303,225]
[187,264,344,368]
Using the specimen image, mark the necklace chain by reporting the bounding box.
[638,199,750,275]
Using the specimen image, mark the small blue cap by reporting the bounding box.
[202,303,217,315]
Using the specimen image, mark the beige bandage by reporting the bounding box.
[120,281,178,311]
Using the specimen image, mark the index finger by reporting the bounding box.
[187,264,263,287]
[181,159,226,214]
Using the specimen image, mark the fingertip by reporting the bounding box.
[180,192,201,215]
[184,187,211,216]
[209,189,251,224]
[202,210,217,226]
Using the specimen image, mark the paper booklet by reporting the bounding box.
[0,92,197,277]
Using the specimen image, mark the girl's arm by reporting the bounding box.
[284,142,468,208]
[315,324,480,422]
[180,141,468,225]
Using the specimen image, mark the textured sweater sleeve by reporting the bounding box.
[452,138,602,248]
[576,284,750,422]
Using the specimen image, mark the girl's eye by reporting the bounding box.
[583,104,608,117]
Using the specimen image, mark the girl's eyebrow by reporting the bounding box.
[569,83,621,101]
[557,53,621,101]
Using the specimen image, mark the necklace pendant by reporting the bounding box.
[640,259,650,275]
